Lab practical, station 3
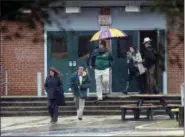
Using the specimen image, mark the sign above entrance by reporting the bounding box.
[98,15,112,26]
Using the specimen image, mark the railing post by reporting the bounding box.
[181,83,184,106]
[5,71,8,96]
[37,72,42,97]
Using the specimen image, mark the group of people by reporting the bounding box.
[44,37,159,124]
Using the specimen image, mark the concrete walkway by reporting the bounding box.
[1,115,184,136]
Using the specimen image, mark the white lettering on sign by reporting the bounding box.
[98,15,111,26]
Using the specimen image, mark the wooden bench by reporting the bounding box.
[120,105,162,121]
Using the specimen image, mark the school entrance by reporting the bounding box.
[47,30,166,93]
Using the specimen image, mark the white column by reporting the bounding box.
[37,72,42,96]
[44,31,47,95]
[5,71,8,96]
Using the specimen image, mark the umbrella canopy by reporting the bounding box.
[90,28,127,41]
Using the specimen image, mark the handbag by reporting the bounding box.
[55,87,66,106]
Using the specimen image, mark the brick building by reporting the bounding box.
[0,0,184,96]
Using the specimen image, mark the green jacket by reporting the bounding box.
[95,51,113,70]
[69,71,91,99]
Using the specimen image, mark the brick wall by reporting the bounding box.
[1,21,44,95]
[167,30,184,94]
[0,15,184,96]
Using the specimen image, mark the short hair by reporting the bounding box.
[100,40,106,47]
[78,66,84,69]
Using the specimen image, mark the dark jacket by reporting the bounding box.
[69,71,91,99]
[143,46,158,69]
[88,48,113,69]
[44,76,65,105]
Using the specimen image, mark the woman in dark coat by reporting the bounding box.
[44,67,65,124]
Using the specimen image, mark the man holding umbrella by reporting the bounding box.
[89,40,113,102]
[89,28,126,101]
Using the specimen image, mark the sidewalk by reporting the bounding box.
[1,115,184,136]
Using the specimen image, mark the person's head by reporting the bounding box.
[78,66,84,76]
[99,40,107,52]
[49,67,61,79]
[143,37,152,48]
[129,46,138,53]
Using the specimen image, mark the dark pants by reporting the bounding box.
[136,73,147,94]
[146,65,159,94]
[127,71,147,94]
[48,99,58,122]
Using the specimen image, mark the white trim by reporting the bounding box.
[44,31,47,95]
[138,30,140,50]
[163,30,168,94]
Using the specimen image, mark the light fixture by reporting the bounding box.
[20,9,32,14]
[65,7,81,13]
[125,6,140,12]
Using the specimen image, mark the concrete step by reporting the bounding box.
[0,109,169,117]
[1,106,173,113]
[1,95,180,101]
[1,100,180,106]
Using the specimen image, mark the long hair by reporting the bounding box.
[48,67,61,80]
[129,45,139,54]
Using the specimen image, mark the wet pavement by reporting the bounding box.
[1,115,184,136]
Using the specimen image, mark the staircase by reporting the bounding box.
[0,94,181,116]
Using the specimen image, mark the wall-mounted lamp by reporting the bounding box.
[125,6,140,12]
[65,7,81,13]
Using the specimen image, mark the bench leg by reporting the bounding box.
[121,108,127,121]
[137,99,144,106]
[176,112,179,121]
[166,108,174,119]
[147,108,153,120]
[134,109,140,120]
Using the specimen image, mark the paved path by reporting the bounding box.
[1,115,184,136]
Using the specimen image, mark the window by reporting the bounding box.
[51,37,67,59]
[117,36,132,58]
[78,36,94,59]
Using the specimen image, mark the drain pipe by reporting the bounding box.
[5,71,8,96]
[37,72,42,96]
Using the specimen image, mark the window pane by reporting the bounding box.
[117,36,132,58]
[51,37,67,59]
[78,36,94,59]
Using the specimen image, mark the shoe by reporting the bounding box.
[51,120,57,124]
[78,117,82,120]
[122,91,128,95]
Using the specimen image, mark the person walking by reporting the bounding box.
[44,67,65,124]
[89,40,113,102]
[68,66,91,120]
[142,37,159,94]
[123,46,146,95]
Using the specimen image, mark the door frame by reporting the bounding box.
[44,30,168,95]
[138,29,168,94]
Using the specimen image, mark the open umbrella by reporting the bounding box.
[90,28,127,42]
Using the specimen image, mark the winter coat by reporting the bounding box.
[127,51,146,76]
[88,48,113,69]
[44,76,65,105]
[69,71,91,99]
[143,46,158,69]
